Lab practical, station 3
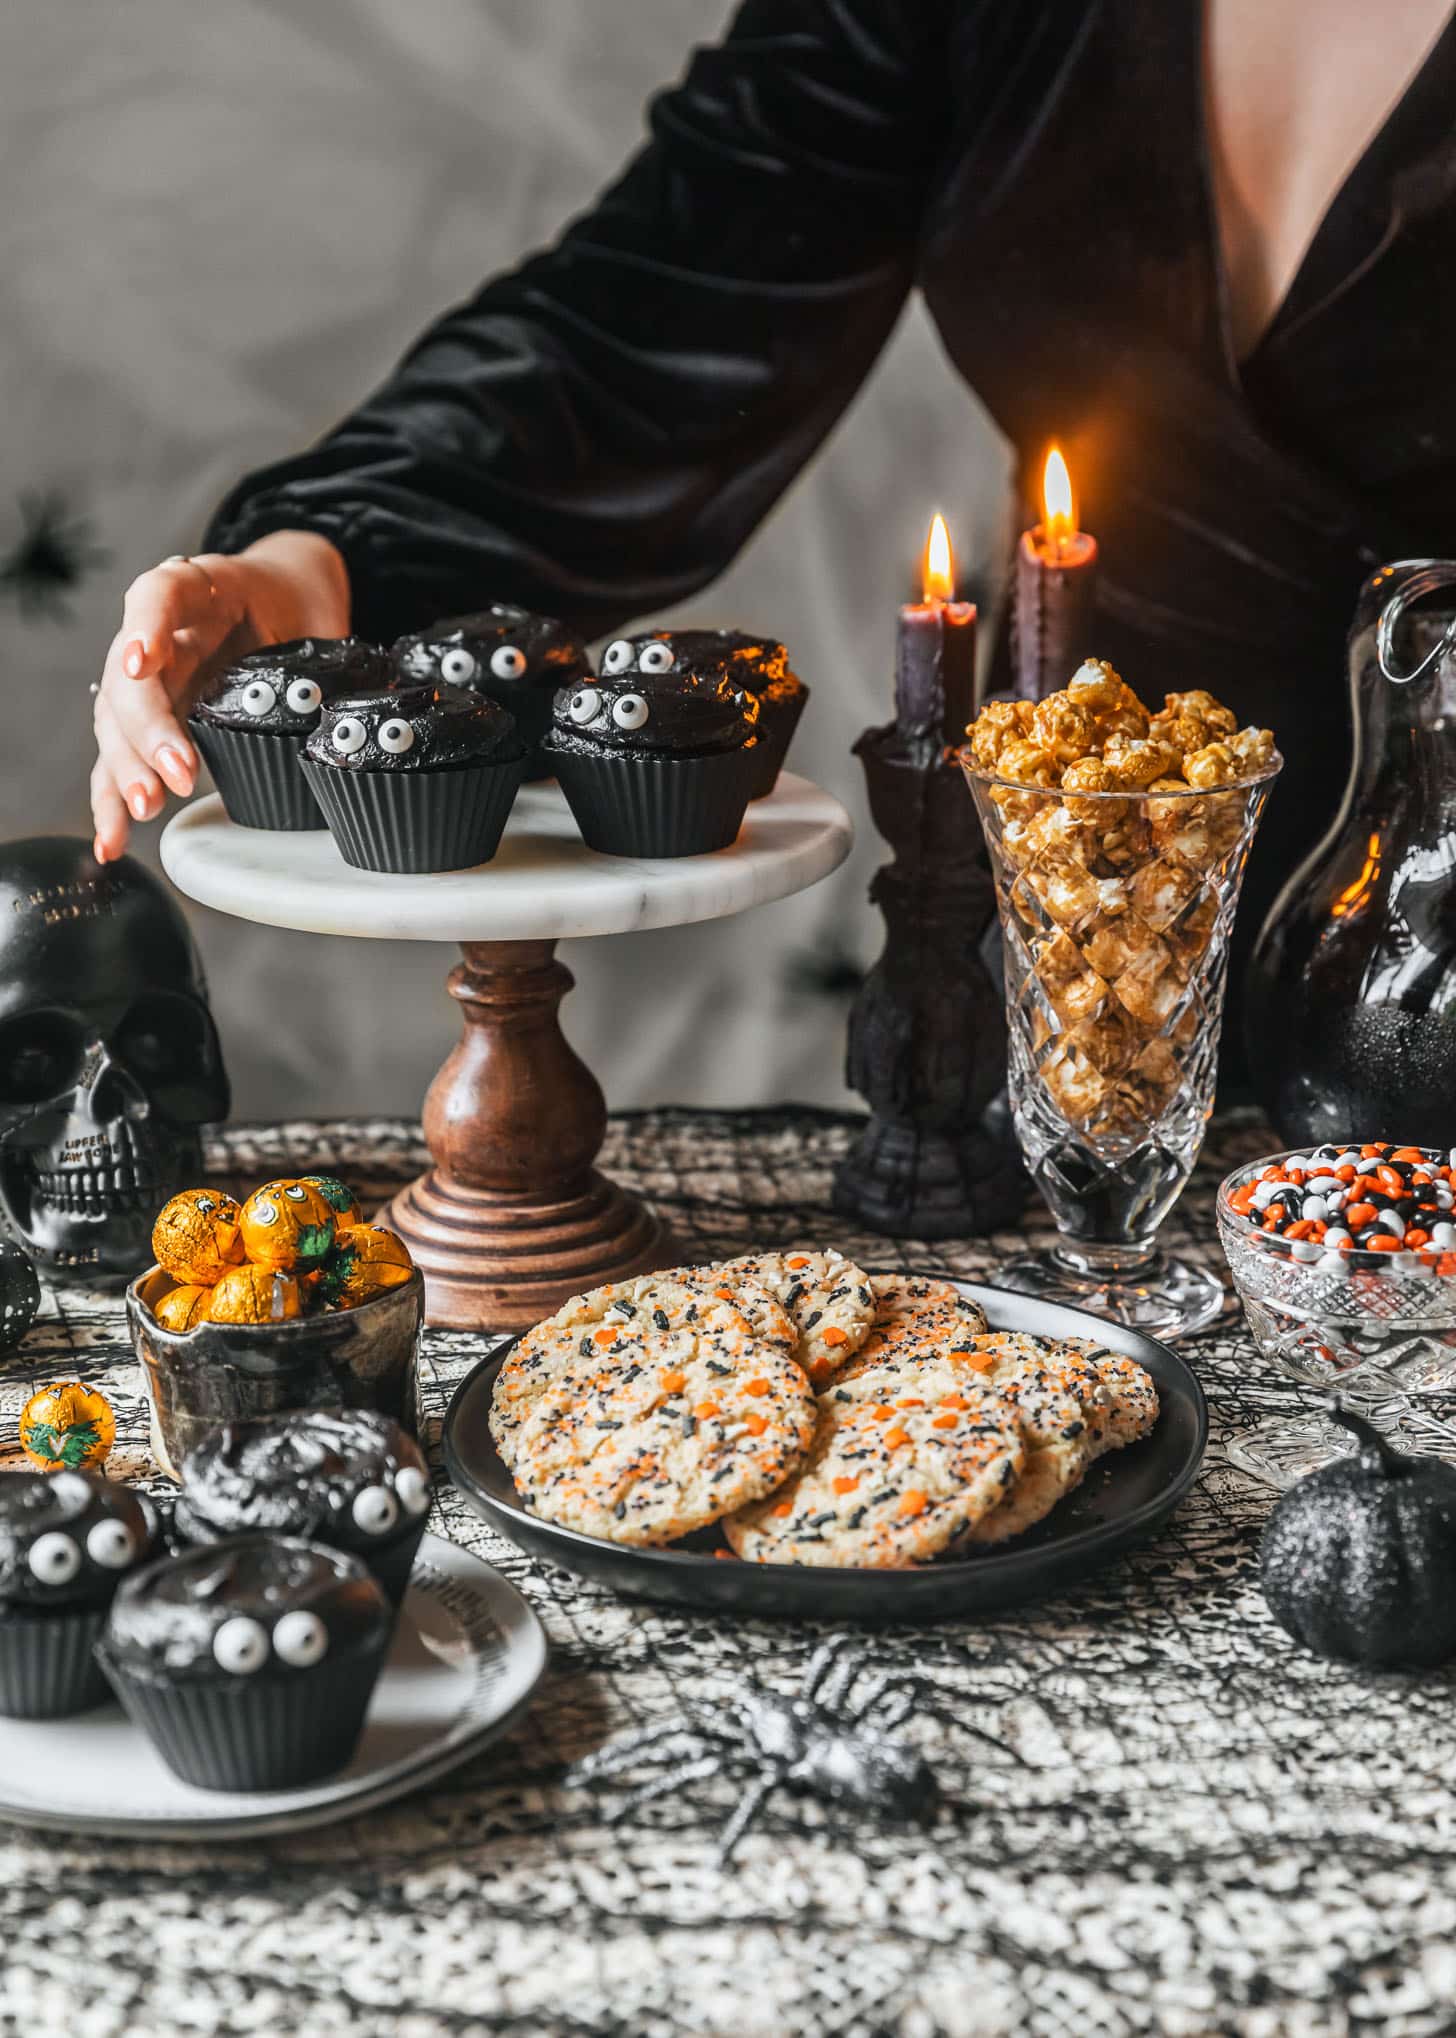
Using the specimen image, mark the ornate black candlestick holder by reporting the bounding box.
[833,561,1024,1237]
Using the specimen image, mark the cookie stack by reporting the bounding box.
[492,1255,1160,1568]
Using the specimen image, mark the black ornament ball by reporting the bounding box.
[0,1239,40,1353]
[1261,1407,1456,1667]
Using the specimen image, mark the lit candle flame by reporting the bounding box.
[923,512,954,603]
[1042,447,1076,552]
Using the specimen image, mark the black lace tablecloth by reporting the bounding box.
[1,1109,1450,2038]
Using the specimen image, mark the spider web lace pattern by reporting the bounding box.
[0,1108,1450,2038]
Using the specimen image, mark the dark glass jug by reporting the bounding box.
[1247,560,1456,1145]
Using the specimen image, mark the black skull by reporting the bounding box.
[0,839,229,1281]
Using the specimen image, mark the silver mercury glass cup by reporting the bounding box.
[964,752,1281,1337]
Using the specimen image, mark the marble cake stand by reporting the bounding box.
[161,775,852,1330]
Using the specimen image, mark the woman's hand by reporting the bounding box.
[90,529,351,861]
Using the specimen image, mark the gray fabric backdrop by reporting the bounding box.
[1,0,1010,1119]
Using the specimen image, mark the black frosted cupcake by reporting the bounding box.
[392,606,590,779]
[190,637,393,830]
[99,1536,391,1791]
[173,1409,431,1604]
[0,1469,157,1718]
[543,648,763,856]
[601,630,807,798]
[300,680,527,872]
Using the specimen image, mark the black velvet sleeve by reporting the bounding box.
[202,0,952,643]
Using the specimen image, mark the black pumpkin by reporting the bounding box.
[1261,1407,1456,1667]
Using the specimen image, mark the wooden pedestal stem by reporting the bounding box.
[383,939,665,1330]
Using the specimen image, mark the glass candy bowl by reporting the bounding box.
[965,756,1279,1337]
[1218,1146,1456,1485]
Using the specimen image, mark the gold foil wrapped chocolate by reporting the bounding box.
[238,1180,336,1272]
[151,1189,244,1287]
[19,1379,117,1472]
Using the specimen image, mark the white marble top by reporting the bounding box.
[160,773,853,941]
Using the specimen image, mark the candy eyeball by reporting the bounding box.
[213,1615,269,1676]
[490,645,527,682]
[48,1472,93,1509]
[441,647,478,684]
[27,1531,81,1585]
[352,1485,399,1537]
[272,1609,329,1668]
[568,687,601,725]
[332,717,368,756]
[286,678,323,715]
[395,1465,430,1518]
[242,680,278,718]
[636,642,675,675]
[601,640,633,676]
[377,718,415,756]
[86,1518,137,1570]
[611,694,651,731]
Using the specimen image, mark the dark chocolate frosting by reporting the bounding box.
[546,655,759,759]
[175,1410,429,1555]
[304,681,519,773]
[602,629,803,707]
[193,637,394,735]
[0,1469,154,1610]
[104,1535,388,1681]
[393,606,590,699]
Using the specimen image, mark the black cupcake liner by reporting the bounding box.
[190,719,325,831]
[300,752,527,873]
[747,686,809,800]
[363,1517,427,1605]
[0,1601,110,1718]
[98,1635,390,1791]
[548,744,759,857]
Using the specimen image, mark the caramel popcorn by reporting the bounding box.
[967,698,1033,771]
[964,660,1277,1136]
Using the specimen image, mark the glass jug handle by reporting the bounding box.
[1376,563,1456,684]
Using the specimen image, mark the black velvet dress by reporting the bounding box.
[203,0,1456,1019]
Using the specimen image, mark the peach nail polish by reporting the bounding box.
[127,784,150,821]
[93,837,109,865]
[123,639,146,678]
[157,745,193,786]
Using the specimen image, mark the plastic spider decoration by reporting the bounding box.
[0,491,108,622]
[571,1635,950,1859]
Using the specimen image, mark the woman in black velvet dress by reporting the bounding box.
[89,0,1456,1010]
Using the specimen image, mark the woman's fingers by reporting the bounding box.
[90,691,168,862]
[118,554,241,684]
[97,628,198,794]
[90,758,130,865]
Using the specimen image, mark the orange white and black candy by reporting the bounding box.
[205,1264,303,1325]
[238,1180,336,1271]
[302,1174,362,1229]
[153,1283,213,1333]
[152,1189,245,1286]
[317,1223,414,1308]
[19,1379,117,1472]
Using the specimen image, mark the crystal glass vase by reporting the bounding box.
[965,757,1280,1336]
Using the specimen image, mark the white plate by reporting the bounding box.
[0,1534,547,1840]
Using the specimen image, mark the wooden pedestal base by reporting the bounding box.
[383,939,666,1331]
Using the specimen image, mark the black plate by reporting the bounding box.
[442,1281,1207,1621]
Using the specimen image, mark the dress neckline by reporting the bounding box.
[1187,0,1456,389]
